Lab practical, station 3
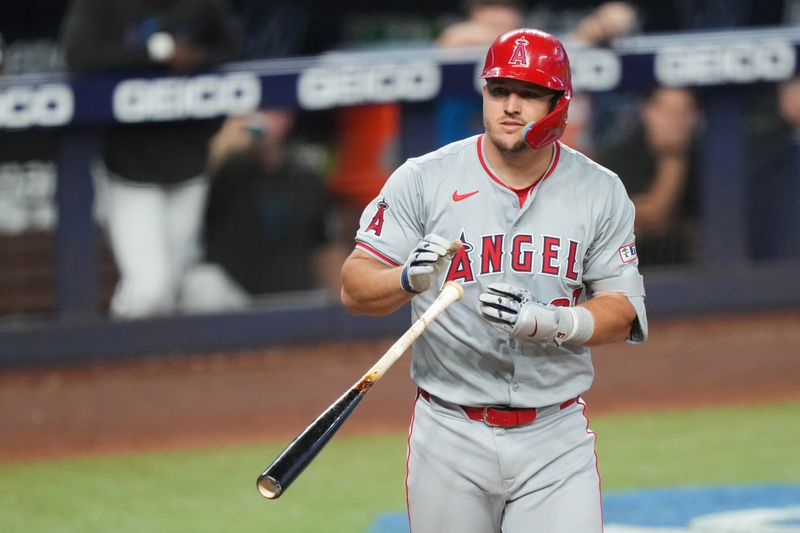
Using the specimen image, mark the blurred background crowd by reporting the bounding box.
[1,0,799,321]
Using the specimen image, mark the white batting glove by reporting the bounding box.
[479,283,557,342]
[479,282,595,346]
[400,234,453,294]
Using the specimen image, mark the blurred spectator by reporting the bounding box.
[596,87,702,267]
[324,45,407,293]
[0,31,59,236]
[180,109,333,312]
[568,1,639,47]
[748,76,800,260]
[0,30,63,316]
[561,2,641,154]
[627,0,784,32]
[437,0,524,48]
[327,103,401,238]
[435,0,524,146]
[59,0,242,319]
[229,0,323,59]
[0,0,67,74]
[787,0,800,24]
[323,101,401,303]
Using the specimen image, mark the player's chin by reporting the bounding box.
[487,131,527,153]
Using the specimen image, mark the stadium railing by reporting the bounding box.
[1,26,799,364]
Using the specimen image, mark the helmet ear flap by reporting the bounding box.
[522,92,570,149]
[522,120,537,141]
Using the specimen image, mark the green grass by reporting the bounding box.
[1,401,798,533]
[594,401,800,490]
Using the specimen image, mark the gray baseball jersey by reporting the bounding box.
[355,135,648,408]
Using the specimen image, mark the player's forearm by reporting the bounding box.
[580,291,637,345]
[340,252,411,316]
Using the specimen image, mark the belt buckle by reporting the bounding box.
[481,406,500,427]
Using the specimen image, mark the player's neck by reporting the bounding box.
[485,141,554,190]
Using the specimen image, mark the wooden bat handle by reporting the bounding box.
[355,281,464,390]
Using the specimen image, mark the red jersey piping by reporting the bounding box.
[477,135,561,205]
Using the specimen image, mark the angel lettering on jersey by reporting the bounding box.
[445,231,581,283]
[447,231,476,283]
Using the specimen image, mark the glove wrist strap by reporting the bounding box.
[554,306,595,346]
[400,266,422,294]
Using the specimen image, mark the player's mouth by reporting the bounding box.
[498,120,525,133]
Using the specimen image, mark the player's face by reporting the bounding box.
[482,78,556,153]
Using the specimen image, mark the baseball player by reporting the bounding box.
[340,29,647,533]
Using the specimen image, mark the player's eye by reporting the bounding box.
[522,91,550,100]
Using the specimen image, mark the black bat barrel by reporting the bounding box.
[257,388,365,499]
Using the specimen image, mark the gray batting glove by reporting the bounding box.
[400,234,453,294]
[479,282,560,343]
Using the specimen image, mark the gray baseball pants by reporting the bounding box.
[406,392,603,533]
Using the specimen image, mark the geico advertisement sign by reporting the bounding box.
[298,61,441,110]
[571,48,622,91]
[656,39,797,85]
[0,84,74,128]
[113,73,261,122]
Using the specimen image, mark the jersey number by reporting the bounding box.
[550,287,583,307]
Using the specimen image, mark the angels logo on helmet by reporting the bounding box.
[508,37,529,67]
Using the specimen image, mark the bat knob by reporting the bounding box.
[443,281,464,301]
[257,474,282,499]
[447,239,462,257]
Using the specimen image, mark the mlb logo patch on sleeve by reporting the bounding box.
[619,242,638,263]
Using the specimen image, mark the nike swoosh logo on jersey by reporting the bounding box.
[452,190,479,202]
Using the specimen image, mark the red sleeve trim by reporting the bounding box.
[355,241,401,267]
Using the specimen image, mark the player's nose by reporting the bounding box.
[503,92,523,114]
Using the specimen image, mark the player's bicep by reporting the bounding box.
[583,181,648,343]
[583,184,637,276]
[341,248,394,281]
[340,249,410,316]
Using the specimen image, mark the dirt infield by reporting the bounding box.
[1,309,798,463]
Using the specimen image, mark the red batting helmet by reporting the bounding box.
[480,29,572,149]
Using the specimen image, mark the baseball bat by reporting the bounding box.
[256,278,464,500]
